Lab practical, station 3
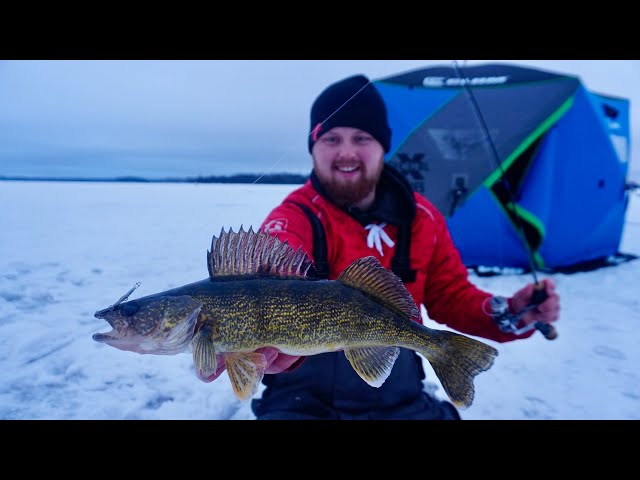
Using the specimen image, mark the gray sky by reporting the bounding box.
[0,60,638,179]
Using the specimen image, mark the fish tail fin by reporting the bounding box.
[417,331,498,409]
[337,256,420,321]
[338,256,498,409]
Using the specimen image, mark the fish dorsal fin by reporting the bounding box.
[337,256,420,320]
[207,226,313,279]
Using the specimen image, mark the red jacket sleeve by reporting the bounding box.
[421,204,534,343]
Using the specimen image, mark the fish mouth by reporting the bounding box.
[92,321,121,343]
[92,331,115,343]
[92,309,118,343]
[91,329,149,353]
[91,323,143,351]
[92,301,202,354]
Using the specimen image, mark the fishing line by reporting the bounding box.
[451,60,506,272]
[251,81,373,186]
[452,60,557,340]
[251,155,288,184]
[186,73,379,250]
[189,72,378,256]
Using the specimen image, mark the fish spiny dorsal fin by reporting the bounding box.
[227,226,237,274]
[223,227,235,273]
[337,256,420,320]
[245,227,257,272]
[283,244,308,277]
[207,228,221,279]
[236,225,250,273]
[295,247,314,276]
[207,227,314,279]
[270,237,293,276]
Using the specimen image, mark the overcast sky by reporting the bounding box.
[0,60,638,179]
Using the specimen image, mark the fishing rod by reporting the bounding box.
[451,60,557,340]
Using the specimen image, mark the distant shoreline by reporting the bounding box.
[0,173,309,185]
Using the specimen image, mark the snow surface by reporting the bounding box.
[1,181,638,420]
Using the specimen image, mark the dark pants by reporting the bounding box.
[251,349,460,420]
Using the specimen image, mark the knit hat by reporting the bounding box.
[308,74,391,153]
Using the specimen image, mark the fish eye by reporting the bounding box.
[120,302,140,317]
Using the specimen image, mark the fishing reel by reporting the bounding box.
[486,296,538,336]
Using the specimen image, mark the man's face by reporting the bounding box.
[312,127,385,209]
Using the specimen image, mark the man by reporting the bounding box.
[229,74,559,419]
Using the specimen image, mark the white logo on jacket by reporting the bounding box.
[263,218,288,233]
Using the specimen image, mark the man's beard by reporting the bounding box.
[314,158,384,209]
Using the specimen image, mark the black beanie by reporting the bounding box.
[308,74,391,153]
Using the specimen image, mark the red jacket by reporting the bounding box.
[261,178,531,343]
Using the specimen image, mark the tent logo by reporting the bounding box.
[422,76,509,87]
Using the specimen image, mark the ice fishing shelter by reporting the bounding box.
[373,63,633,272]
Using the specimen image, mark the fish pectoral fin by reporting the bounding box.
[344,346,400,388]
[192,328,217,381]
[224,352,267,401]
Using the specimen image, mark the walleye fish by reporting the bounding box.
[93,227,498,408]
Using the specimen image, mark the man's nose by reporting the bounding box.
[337,142,358,159]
